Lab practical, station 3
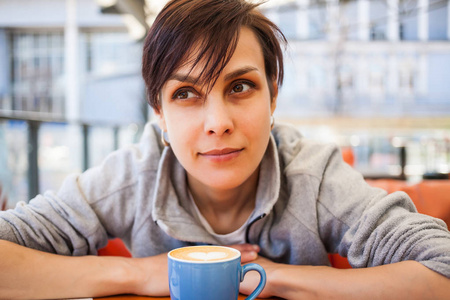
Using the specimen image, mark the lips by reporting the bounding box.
[201,148,242,156]
[199,148,243,162]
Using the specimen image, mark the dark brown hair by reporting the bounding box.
[142,0,287,112]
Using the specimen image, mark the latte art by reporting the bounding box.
[169,246,240,262]
[187,251,228,261]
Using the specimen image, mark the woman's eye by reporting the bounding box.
[173,89,197,100]
[230,82,253,94]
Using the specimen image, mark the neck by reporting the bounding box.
[187,167,260,234]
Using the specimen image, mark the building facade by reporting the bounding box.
[267,0,450,118]
[0,0,449,205]
[0,0,146,206]
[0,0,145,124]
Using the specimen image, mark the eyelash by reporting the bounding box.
[230,80,256,95]
[172,87,198,100]
[171,80,256,100]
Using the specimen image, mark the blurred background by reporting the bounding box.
[0,0,449,209]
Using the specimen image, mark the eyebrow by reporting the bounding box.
[168,66,259,85]
[168,73,198,84]
[223,66,258,82]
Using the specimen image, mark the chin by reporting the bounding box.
[198,173,249,191]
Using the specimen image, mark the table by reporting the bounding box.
[96,294,273,300]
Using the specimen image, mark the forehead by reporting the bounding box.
[172,27,265,79]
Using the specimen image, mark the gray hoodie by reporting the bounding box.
[1,122,449,278]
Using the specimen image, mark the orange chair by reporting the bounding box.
[411,181,450,229]
[341,147,355,167]
[98,238,132,257]
[328,253,352,269]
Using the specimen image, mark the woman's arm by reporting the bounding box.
[241,257,450,299]
[0,239,170,299]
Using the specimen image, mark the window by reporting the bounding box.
[10,31,65,116]
[82,31,142,76]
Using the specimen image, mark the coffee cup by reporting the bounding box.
[168,245,266,300]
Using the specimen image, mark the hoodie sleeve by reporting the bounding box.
[316,144,450,278]
[0,174,109,256]
[0,122,162,256]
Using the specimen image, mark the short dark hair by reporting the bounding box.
[142,0,287,112]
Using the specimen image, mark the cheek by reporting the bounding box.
[166,124,193,167]
[164,111,198,152]
[166,121,188,144]
[238,102,271,131]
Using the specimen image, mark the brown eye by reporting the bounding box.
[178,91,189,99]
[173,88,197,100]
[230,82,253,94]
[233,84,244,93]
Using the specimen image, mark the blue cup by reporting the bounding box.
[168,245,266,300]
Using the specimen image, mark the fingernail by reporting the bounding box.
[252,245,260,251]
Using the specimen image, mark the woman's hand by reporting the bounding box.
[239,255,280,298]
[129,253,170,296]
[132,244,260,296]
[228,243,260,263]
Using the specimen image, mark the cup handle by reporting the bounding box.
[240,263,266,300]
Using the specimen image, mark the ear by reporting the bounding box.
[154,108,167,131]
[270,81,278,115]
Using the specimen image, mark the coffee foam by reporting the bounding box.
[169,246,240,262]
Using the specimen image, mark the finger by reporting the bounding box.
[228,243,260,253]
[239,267,270,298]
[240,250,258,263]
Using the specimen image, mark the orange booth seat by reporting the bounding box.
[98,238,131,257]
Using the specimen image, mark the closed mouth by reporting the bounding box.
[200,148,243,156]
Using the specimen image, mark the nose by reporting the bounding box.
[203,95,234,136]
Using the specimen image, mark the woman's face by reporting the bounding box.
[156,27,277,191]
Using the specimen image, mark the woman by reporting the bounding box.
[1,0,449,298]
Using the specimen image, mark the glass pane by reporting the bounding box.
[38,123,82,194]
[88,126,115,168]
[87,31,141,76]
[10,31,64,117]
[118,123,144,148]
[0,120,28,208]
[428,0,448,40]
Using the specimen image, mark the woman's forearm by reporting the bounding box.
[0,239,168,299]
[270,261,449,300]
